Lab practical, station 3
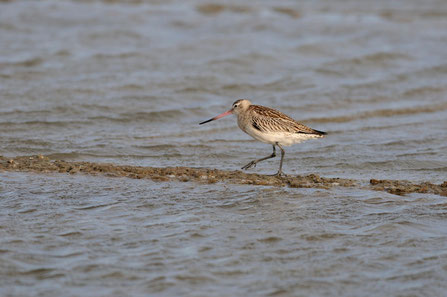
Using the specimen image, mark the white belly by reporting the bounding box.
[238,120,321,146]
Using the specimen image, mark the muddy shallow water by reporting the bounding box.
[1,0,447,296]
[1,155,447,197]
[2,168,447,297]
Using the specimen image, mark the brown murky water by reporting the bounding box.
[1,0,447,296]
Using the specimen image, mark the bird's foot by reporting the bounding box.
[269,171,287,178]
[241,161,257,170]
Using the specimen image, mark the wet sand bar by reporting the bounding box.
[1,155,446,197]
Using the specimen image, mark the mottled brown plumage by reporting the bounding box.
[248,105,326,135]
[199,99,327,176]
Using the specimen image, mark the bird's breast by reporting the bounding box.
[236,115,321,146]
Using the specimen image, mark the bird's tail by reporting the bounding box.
[312,129,327,136]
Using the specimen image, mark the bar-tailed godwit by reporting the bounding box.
[200,99,326,176]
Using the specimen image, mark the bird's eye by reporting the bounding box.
[234,104,238,108]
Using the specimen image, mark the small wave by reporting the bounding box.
[414,167,447,172]
[20,268,63,279]
[46,152,81,160]
[218,77,314,93]
[0,120,84,127]
[90,51,143,60]
[84,108,189,123]
[403,86,446,97]
[176,86,215,94]
[355,160,447,171]
[272,7,300,18]
[209,53,278,66]
[381,9,447,22]
[0,57,43,67]
[318,52,412,75]
[196,4,255,15]
[397,63,447,82]
[58,231,83,237]
[257,236,282,243]
[119,109,187,122]
[297,43,333,56]
[306,102,447,123]
[53,49,71,57]
[0,105,79,117]
[75,202,119,211]
[135,144,211,150]
[112,83,145,91]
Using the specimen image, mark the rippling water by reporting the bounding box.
[2,172,447,296]
[1,0,447,296]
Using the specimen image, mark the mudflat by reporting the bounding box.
[2,155,445,196]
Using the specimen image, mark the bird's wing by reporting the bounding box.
[250,105,325,135]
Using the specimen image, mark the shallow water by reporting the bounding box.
[1,0,447,296]
[2,172,447,296]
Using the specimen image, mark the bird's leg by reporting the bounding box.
[274,143,286,177]
[241,145,276,170]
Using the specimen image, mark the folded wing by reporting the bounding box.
[250,105,326,136]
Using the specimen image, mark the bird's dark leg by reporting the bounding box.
[275,143,286,177]
[241,145,276,170]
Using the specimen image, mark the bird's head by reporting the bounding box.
[199,99,252,125]
[230,99,251,115]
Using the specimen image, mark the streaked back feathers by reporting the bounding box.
[247,105,326,136]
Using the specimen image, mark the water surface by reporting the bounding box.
[1,0,447,296]
[2,172,447,296]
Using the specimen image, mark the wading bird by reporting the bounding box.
[200,99,326,176]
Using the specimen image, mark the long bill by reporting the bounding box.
[199,110,232,125]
